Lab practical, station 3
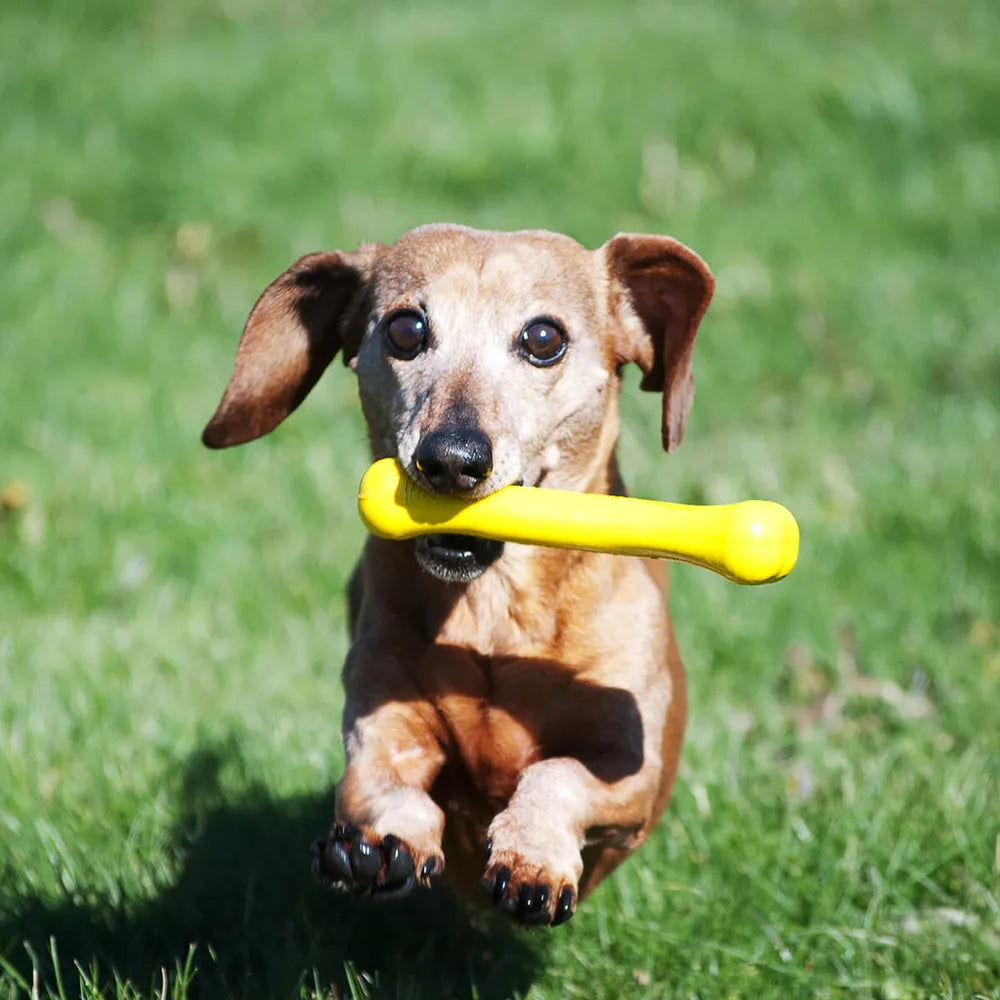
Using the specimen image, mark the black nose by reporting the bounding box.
[415,428,493,493]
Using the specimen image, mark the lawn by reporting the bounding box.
[1,0,998,997]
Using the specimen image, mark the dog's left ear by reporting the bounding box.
[602,234,714,452]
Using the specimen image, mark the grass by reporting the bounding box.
[1,0,998,996]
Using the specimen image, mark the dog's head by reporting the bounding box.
[203,224,713,581]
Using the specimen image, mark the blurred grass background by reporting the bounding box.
[1,0,998,997]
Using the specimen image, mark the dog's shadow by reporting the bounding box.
[2,743,545,1000]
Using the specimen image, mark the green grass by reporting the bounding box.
[2,0,999,996]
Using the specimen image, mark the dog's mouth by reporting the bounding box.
[414,533,505,583]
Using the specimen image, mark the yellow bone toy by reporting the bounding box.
[358,459,798,585]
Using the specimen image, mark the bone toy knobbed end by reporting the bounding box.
[357,458,799,585]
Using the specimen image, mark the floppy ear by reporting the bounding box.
[202,247,376,448]
[602,234,714,452]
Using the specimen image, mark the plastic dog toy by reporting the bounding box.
[357,459,798,585]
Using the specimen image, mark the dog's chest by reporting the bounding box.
[435,688,543,801]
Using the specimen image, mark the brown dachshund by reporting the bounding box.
[203,225,714,926]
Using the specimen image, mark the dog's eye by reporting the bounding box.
[518,319,567,367]
[382,310,428,360]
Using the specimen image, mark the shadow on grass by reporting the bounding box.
[0,743,545,999]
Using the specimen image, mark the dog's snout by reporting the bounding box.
[415,428,493,493]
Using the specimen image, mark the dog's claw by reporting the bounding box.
[492,865,511,902]
[552,886,575,925]
[512,882,539,921]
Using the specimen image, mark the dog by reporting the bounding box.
[202,224,714,926]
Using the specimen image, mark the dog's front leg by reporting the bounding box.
[313,695,447,900]
[482,758,659,925]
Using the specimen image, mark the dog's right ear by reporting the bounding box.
[202,247,376,448]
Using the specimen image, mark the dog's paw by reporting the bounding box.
[311,823,443,900]
[481,808,583,926]
[479,848,577,926]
